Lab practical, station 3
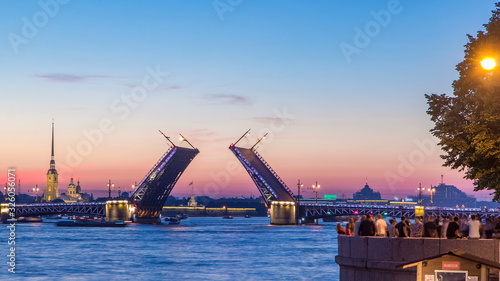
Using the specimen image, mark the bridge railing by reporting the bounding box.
[13,202,106,217]
[300,203,500,220]
[230,147,279,202]
[252,149,295,198]
[130,146,175,202]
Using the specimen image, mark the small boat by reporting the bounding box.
[223,216,233,219]
[168,219,180,225]
[164,217,181,225]
[56,220,127,227]
[17,217,43,223]
[244,214,251,218]
[2,218,17,224]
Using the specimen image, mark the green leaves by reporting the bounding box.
[426,3,500,201]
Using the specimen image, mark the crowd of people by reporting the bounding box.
[335,214,494,239]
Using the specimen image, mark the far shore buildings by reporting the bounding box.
[350,179,485,208]
[429,181,476,207]
[352,182,381,200]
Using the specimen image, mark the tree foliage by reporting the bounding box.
[426,3,500,201]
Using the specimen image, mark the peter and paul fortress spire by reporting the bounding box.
[43,121,59,202]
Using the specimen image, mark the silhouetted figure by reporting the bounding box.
[446,216,460,239]
[358,214,376,236]
[423,215,438,238]
[396,216,410,238]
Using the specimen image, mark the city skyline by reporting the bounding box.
[1,1,498,201]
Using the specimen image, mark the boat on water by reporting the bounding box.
[322,216,350,223]
[223,216,233,219]
[56,220,127,227]
[17,217,43,223]
[244,214,251,218]
[2,217,43,223]
[164,217,181,225]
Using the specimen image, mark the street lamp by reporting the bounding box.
[481,57,496,70]
[107,180,114,199]
[428,187,436,206]
[312,181,320,203]
[33,185,39,202]
[297,179,303,205]
[417,183,424,204]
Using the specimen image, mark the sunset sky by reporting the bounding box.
[1,1,497,200]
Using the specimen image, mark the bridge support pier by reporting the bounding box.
[270,201,296,225]
[132,216,162,224]
[105,200,133,222]
[0,203,9,221]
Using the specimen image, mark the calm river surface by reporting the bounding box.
[3,217,339,280]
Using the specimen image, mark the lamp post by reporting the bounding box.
[312,181,320,203]
[33,185,39,202]
[107,180,114,199]
[417,183,424,204]
[297,179,303,205]
[428,186,436,206]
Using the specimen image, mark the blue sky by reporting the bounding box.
[1,0,498,200]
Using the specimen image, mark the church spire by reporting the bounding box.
[44,120,59,202]
[50,120,55,168]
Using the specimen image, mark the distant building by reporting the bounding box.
[60,178,79,203]
[43,122,59,202]
[67,178,77,197]
[353,182,381,200]
[60,178,91,203]
[430,182,476,207]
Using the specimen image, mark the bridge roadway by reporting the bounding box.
[301,203,500,220]
[4,202,106,218]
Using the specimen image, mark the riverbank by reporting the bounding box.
[335,235,500,281]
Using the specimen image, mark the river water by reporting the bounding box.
[3,217,339,280]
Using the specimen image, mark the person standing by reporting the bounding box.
[375,214,388,237]
[423,215,439,238]
[387,219,399,238]
[485,218,495,239]
[358,214,376,236]
[446,216,460,239]
[441,216,450,238]
[346,218,356,236]
[468,214,481,239]
[354,215,365,237]
[336,223,346,235]
[396,216,410,238]
[459,216,469,238]
[411,217,423,237]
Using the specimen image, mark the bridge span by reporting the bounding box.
[5,202,106,217]
[229,130,500,224]
[2,132,199,223]
[301,203,500,220]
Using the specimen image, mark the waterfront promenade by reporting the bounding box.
[336,235,500,281]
